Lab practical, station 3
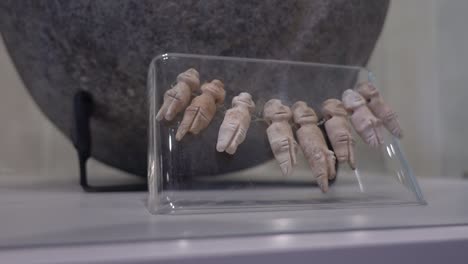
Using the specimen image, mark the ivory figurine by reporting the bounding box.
[156,68,200,121]
[263,99,298,177]
[356,82,403,138]
[321,99,356,170]
[175,80,225,141]
[216,92,255,155]
[342,89,384,147]
[292,101,336,193]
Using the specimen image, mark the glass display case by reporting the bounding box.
[147,53,425,214]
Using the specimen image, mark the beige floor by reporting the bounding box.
[1,0,467,184]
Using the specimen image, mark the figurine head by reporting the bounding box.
[201,79,226,105]
[342,89,366,111]
[291,101,318,125]
[321,99,348,119]
[355,82,379,99]
[263,99,292,124]
[177,68,200,91]
[232,92,255,113]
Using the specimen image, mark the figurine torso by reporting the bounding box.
[190,93,217,120]
[173,82,192,105]
[351,106,378,133]
[369,96,395,121]
[225,106,251,128]
[267,121,293,143]
[296,123,325,147]
[325,115,352,141]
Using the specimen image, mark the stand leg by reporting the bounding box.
[320,124,339,186]
[72,91,147,192]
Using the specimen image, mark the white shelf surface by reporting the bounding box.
[1,178,468,263]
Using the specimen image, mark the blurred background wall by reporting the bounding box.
[368,0,442,177]
[1,0,467,184]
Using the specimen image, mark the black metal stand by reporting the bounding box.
[72,91,147,192]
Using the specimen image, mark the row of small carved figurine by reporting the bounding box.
[156,68,402,192]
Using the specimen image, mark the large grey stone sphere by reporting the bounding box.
[0,0,389,177]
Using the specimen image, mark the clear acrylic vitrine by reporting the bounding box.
[147,53,425,214]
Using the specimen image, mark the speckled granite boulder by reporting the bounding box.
[0,0,389,177]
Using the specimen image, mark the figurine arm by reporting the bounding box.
[310,147,329,192]
[325,149,336,180]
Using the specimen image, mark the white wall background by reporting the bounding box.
[369,0,443,177]
[437,0,468,178]
[1,0,467,184]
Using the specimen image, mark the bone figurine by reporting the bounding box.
[321,99,356,170]
[175,80,225,141]
[342,89,384,147]
[292,101,336,193]
[156,68,200,121]
[216,92,255,155]
[263,99,298,177]
[356,82,403,138]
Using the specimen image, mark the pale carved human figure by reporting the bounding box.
[156,68,200,121]
[216,92,255,155]
[321,99,356,170]
[292,101,336,193]
[342,89,384,147]
[263,99,298,177]
[175,80,225,141]
[356,82,403,138]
